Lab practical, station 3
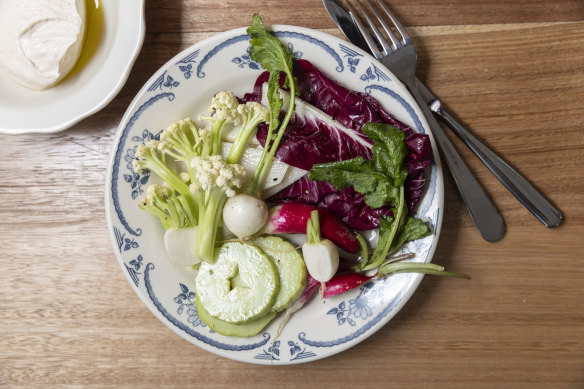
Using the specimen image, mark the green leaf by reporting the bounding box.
[247,14,293,76]
[390,217,431,253]
[363,180,398,209]
[248,14,289,137]
[267,72,282,134]
[361,123,409,187]
[246,14,298,196]
[308,157,397,208]
[401,217,431,242]
[309,157,374,189]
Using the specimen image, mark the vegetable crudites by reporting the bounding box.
[132,111,249,264]
[132,14,469,337]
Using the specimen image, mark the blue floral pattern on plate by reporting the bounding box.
[327,282,380,326]
[105,25,444,365]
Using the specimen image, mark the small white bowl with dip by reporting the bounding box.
[0,0,146,135]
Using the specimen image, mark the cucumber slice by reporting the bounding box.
[195,241,279,323]
[195,295,276,337]
[252,236,307,312]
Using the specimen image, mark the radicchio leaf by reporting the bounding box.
[244,59,432,230]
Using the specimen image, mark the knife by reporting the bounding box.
[417,82,563,227]
[323,0,562,229]
[323,0,371,53]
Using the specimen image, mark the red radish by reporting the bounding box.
[274,275,320,337]
[294,274,320,305]
[276,272,373,338]
[319,272,373,298]
[318,256,470,299]
[262,203,360,253]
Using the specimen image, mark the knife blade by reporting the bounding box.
[323,0,370,52]
[323,0,562,229]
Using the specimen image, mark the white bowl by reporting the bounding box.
[0,0,146,135]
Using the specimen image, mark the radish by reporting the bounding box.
[274,274,320,338]
[319,257,471,299]
[301,210,340,287]
[262,203,361,253]
[319,272,373,298]
[222,194,268,238]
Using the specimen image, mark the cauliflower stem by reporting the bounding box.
[133,91,267,264]
[226,101,269,164]
[133,13,300,263]
[138,184,196,230]
[190,154,245,261]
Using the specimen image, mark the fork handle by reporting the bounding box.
[430,100,563,228]
[409,87,505,242]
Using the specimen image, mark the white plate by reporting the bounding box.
[105,25,444,365]
[0,0,145,135]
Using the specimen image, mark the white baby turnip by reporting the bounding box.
[302,239,339,283]
[222,194,268,238]
[164,227,201,266]
[301,210,339,284]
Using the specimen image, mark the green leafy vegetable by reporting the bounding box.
[308,157,396,209]
[309,122,431,271]
[247,14,294,79]
[390,217,433,253]
[246,13,298,196]
[361,122,409,188]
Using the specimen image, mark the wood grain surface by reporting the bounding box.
[1,0,583,388]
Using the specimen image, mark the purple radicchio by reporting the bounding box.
[244,59,432,230]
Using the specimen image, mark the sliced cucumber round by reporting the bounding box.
[195,294,276,337]
[195,241,279,323]
[252,236,307,312]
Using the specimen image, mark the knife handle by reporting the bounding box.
[430,100,563,228]
[409,88,505,242]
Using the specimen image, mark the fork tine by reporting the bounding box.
[360,0,401,49]
[343,0,383,59]
[354,0,393,54]
[374,0,411,43]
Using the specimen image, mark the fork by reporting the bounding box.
[345,0,505,241]
[347,0,562,231]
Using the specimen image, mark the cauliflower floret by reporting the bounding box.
[208,91,241,124]
[189,154,246,193]
[225,101,270,165]
[237,101,269,123]
[198,127,210,140]
[179,172,190,183]
[133,91,267,264]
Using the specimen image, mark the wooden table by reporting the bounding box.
[1,1,583,387]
